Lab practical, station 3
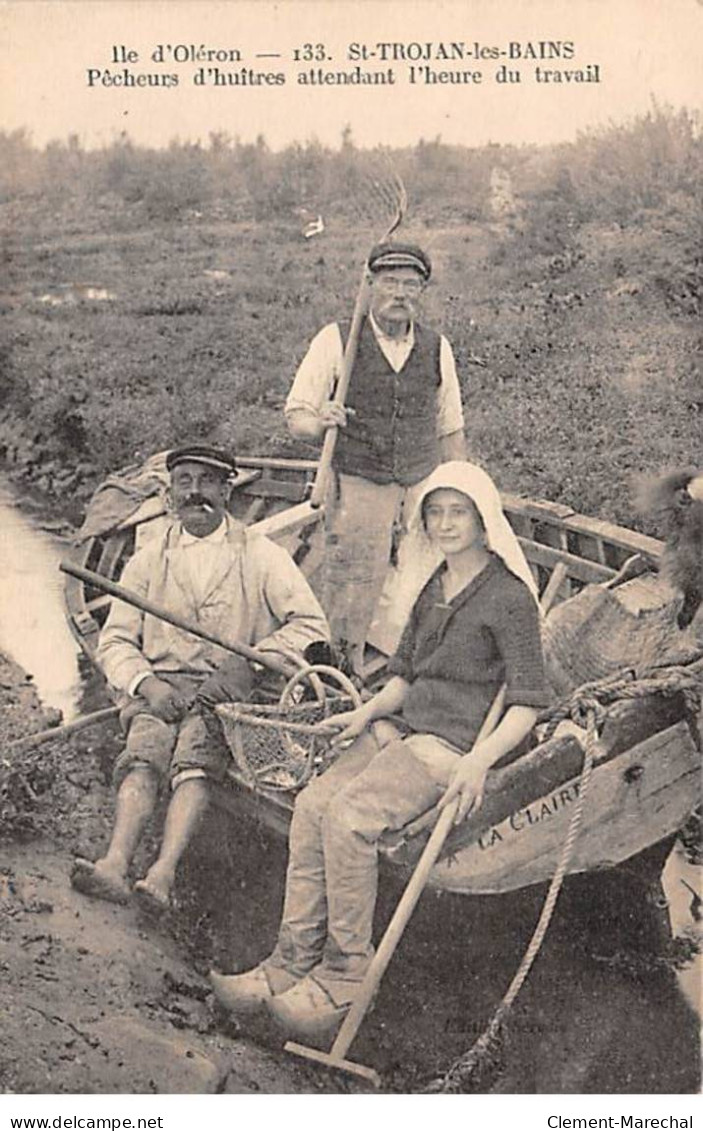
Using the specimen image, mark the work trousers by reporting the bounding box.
[265,724,462,1006]
[321,472,441,658]
[113,674,228,790]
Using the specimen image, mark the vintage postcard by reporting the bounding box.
[0,0,701,1122]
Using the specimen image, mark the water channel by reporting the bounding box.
[0,475,700,1087]
[0,480,82,722]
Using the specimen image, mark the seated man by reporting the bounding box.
[71,444,330,912]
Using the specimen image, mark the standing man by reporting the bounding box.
[71,443,329,912]
[285,242,466,667]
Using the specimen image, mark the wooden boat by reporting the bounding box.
[63,455,701,896]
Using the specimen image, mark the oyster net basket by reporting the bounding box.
[216,694,356,792]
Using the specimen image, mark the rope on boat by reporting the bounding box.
[425,708,599,1094]
[425,654,703,1094]
[541,656,703,739]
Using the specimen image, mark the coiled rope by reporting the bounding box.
[541,658,703,738]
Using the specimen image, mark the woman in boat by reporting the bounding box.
[210,460,551,1037]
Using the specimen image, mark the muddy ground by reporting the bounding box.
[1,651,701,1096]
[0,654,350,1095]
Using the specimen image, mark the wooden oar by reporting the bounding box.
[7,705,119,754]
[285,564,566,1085]
[59,561,299,680]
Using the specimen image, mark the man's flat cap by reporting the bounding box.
[166,444,237,477]
[367,241,432,281]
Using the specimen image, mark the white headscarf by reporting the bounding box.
[408,461,539,603]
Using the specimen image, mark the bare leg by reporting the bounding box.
[139,777,209,903]
[72,765,159,903]
[101,765,159,879]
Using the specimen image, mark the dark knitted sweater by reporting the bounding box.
[387,554,550,751]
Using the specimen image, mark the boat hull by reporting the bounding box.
[428,720,699,895]
[64,455,701,897]
[212,698,700,897]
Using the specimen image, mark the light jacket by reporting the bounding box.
[96,514,330,696]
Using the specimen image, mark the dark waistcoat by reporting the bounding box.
[334,318,442,486]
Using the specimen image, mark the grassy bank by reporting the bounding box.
[1,109,700,530]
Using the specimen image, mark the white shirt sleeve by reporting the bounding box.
[128,671,152,697]
[249,538,331,660]
[284,323,344,417]
[437,335,465,438]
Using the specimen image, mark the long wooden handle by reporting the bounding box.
[7,705,119,753]
[60,561,297,679]
[331,798,459,1061]
[328,686,504,1062]
[328,688,509,1062]
[308,273,370,508]
[328,569,566,1059]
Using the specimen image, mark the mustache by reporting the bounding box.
[180,494,215,511]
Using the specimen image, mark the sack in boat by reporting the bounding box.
[542,574,688,697]
[77,451,170,541]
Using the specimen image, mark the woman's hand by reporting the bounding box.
[437,706,538,824]
[321,707,371,748]
[438,749,490,824]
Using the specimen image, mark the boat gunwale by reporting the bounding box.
[63,454,665,662]
[62,455,698,895]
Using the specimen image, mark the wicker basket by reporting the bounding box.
[543,578,686,697]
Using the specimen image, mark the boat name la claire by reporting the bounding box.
[477,780,581,850]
